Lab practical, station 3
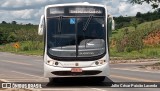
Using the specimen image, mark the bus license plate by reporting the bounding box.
[71,68,82,72]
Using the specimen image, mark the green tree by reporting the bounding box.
[11,21,17,24]
[1,21,7,24]
[129,0,160,8]
[136,12,142,18]
[131,18,139,30]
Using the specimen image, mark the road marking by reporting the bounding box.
[0,60,32,66]
[0,79,9,82]
[111,74,160,82]
[11,71,44,79]
[111,68,160,73]
[90,88,107,91]
[84,86,107,91]
[34,59,42,62]
[37,88,78,91]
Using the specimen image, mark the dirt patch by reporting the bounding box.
[110,59,159,64]
[143,30,160,46]
[140,62,160,70]
[146,66,160,70]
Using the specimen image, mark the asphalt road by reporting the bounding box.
[0,52,160,91]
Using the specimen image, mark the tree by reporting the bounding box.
[131,18,139,30]
[157,8,160,13]
[1,21,7,24]
[129,0,160,8]
[11,21,17,24]
[136,12,142,18]
[26,23,33,26]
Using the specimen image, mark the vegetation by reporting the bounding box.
[0,11,160,59]
[0,22,43,55]
[0,23,42,44]
[114,8,160,29]
[110,19,160,59]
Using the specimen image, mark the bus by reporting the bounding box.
[38,2,115,82]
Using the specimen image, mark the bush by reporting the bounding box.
[22,46,29,51]
[114,20,160,53]
[148,51,158,56]
[125,47,133,52]
[20,41,44,51]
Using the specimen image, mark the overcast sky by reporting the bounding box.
[0,0,153,24]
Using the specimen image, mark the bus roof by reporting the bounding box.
[45,2,105,9]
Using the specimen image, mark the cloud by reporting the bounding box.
[117,2,152,16]
[0,0,153,24]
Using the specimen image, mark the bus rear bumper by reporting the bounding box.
[44,63,110,78]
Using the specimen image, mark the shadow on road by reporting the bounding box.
[46,77,114,87]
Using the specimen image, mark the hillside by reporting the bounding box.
[143,29,160,46]
[110,19,160,59]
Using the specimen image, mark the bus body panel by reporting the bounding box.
[44,59,110,78]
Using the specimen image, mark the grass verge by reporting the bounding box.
[0,42,160,59]
[110,47,160,60]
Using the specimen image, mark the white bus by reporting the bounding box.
[38,2,114,82]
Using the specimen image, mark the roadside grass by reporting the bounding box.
[110,47,160,60]
[16,50,43,56]
[1,41,160,59]
[0,41,43,56]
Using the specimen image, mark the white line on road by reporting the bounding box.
[0,79,9,82]
[11,71,44,79]
[84,86,107,91]
[34,59,43,61]
[36,88,78,91]
[0,60,32,66]
[111,68,160,73]
[90,88,107,91]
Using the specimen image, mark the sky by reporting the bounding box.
[0,0,153,24]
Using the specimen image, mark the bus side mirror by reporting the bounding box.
[38,15,45,35]
[112,19,115,31]
[107,15,115,37]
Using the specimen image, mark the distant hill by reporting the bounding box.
[114,8,160,29]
